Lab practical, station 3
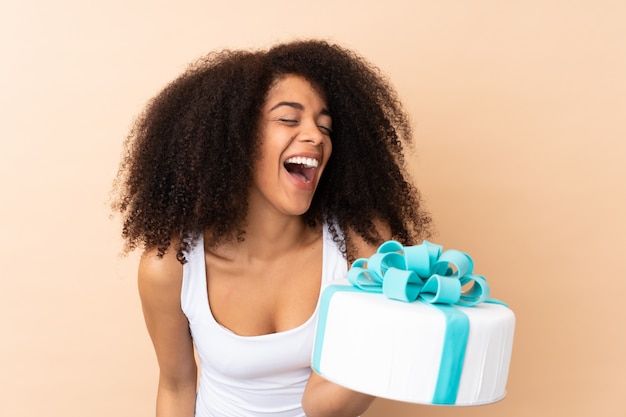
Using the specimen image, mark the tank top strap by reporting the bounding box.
[180,237,207,321]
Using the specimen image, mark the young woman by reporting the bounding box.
[113,39,431,417]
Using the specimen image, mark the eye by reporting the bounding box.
[279,118,299,125]
[318,125,332,135]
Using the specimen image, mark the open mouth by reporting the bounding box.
[284,156,319,183]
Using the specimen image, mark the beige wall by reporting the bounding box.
[1,1,624,416]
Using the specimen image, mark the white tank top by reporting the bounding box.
[181,225,347,416]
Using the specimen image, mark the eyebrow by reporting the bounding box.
[269,101,331,116]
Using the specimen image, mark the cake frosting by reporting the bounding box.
[311,241,515,406]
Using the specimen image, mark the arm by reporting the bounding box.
[138,248,198,417]
[302,220,392,417]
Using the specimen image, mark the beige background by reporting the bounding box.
[1,1,624,416]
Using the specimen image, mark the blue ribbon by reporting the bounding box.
[347,240,490,307]
[346,240,493,404]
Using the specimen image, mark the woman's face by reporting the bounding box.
[249,74,333,217]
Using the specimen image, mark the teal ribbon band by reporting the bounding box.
[432,304,470,404]
[343,240,495,405]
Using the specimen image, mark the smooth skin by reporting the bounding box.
[138,75,386,417]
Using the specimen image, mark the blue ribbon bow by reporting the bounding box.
[347,240,491,307]
[346,240,495,404]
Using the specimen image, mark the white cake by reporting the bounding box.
[311,241,515,406]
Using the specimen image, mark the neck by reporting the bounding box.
[216,205,315,264]
[249,213,310,256]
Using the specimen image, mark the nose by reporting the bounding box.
[298,120,325,145]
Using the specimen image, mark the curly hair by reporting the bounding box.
[112,39,432,262]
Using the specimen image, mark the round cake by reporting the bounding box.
[311,241,515,406]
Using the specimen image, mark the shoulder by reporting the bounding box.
[138,245,185,301]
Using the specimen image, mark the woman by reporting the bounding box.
[113,39,431,417]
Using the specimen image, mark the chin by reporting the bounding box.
[285,203,313,217]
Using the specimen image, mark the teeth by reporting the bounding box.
[285,157,319,168]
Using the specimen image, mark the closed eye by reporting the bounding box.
[276,118,332,135]
[318,125,332,135]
